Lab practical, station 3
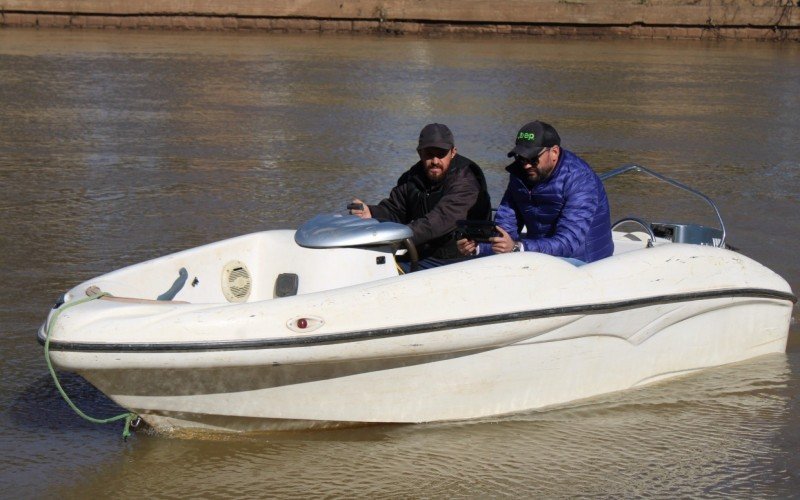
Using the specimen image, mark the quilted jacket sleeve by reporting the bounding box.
[520,167,599,257]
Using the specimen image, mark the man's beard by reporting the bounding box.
[426,167,446,182]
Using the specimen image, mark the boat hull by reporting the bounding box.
[72,295,790,433]
[40,230,795,433]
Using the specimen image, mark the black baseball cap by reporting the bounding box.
[417,123,454,151]
[507,120,561,159]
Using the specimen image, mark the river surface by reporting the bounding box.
[1,28,798,497]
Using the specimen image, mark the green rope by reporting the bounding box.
[44,291,139,440]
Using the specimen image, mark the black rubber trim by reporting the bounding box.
[40,288,796,353]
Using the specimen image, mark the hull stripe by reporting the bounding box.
[40,288,796,353]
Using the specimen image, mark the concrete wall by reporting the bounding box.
[1,0,798,41]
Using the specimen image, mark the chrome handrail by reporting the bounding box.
[610,217,656,248]
[600,164,726,248]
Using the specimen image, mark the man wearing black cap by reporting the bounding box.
[458,120,613,263]
[351,123,491,271]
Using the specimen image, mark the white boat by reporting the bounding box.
[39,165,796,433]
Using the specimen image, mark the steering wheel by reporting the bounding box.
[402,238,420,272]
[611,217,656,248]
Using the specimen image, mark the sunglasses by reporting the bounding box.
[515,147,550,167]
[419,147,452,160]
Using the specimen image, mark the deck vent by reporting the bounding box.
[222,260,252,303]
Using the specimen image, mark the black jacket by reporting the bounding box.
[369,154,491,260]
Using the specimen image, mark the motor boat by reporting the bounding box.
[38,165,796,433]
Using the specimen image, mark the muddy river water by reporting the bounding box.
[1,28,798,496]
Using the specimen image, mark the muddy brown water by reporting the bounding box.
[1,28,798,497]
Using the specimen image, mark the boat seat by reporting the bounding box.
[275,273,299,297]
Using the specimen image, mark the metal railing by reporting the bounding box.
[600,164,726,248]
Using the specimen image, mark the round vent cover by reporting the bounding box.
[221,260,252,303]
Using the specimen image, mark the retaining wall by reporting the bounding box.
[1,0,798,41]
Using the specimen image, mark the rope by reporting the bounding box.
[44,291,139,440]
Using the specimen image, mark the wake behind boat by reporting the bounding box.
[38,166,796,433]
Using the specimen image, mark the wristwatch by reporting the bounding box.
[512,241,523,252]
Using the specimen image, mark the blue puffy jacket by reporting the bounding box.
[482,149,614,263]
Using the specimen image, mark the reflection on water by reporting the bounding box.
[50,355,797,497]
[1,28,798,496]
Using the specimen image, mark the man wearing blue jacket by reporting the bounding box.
[458,120,613,263]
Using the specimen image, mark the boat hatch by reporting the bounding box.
[294,214,413,249]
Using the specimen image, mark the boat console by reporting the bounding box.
[295,214,412,248]
[650,222,723,247]
[295,214,420,271]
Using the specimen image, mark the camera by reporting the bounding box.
[455,220,499,243]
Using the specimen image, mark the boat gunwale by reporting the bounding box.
[38,287,796,353]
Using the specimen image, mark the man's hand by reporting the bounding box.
[457,237,477,256]
[350,198,371,219]
[490,226,515,254]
